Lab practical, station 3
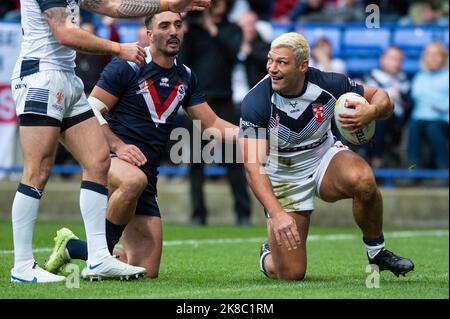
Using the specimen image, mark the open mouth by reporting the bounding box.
[271,75,283,82]
[167,39,180,46]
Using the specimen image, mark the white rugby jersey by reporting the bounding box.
[11,0,81,79]
[239,67,364,183]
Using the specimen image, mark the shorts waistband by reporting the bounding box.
[18,59,74,78]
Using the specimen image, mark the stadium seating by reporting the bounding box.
[295,24,342,57]
[392,27,434,57]
[342,27,391,57]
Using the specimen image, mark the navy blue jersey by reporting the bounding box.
[97,50,206,167]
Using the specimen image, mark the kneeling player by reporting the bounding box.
[239,33,414,280]
[44,12,238,278]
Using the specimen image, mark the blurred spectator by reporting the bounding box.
[289,0,325,22]
[399,0,449,26]
[290,0,364,22]
[137,24,150,47]
[272,0,299,22]
[364,46,411,168]
[363,0,410,22]
[407,41,449,169]
[247,0,274,21]
[310,37,347,74]
[233,10,270,105]
[180,0,252,226]
[1,0,19,21]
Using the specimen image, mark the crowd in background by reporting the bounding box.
[0,0,448,187]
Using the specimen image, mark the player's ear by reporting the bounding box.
[299,59,308,73]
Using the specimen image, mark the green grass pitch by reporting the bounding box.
[0,221,448,299]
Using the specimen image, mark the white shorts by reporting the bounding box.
[271,141,350,213]
[11,70,91,123]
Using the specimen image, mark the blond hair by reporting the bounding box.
[271,32,310,66]
[421,41,449,71]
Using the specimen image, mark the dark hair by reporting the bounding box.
[144,12,182,29]
[144,15,155,28]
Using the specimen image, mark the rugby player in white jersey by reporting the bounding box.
[10,0,210,283]
[239,33,414,280]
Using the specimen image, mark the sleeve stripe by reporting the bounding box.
[36,0,68,13]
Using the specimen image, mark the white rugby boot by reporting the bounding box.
[81,255,146,281]
[11,262,66,283]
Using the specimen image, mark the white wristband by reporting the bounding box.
[88,96,108,126]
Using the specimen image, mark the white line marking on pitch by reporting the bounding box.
[0,230,447,255]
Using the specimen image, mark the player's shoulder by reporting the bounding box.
[307,67,360,97]
[242,75,272,107]
[106,57,141,74]
[307,67,347,86]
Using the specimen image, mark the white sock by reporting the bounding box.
[12,183,42,272]
[80,181,110,264]
[364,234,385,259]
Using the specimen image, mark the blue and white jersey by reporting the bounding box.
[239,67,364,183]
[11,0,81,79]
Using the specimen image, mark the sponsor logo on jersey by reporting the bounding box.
[159,77,170,87]
[14,83,27,90]
[312,103,324,123]
[289,101,301,114]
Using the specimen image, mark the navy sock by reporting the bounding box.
[363,234,385,246]
[66,239,88,261]
[105,219,127,254]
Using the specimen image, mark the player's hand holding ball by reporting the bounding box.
[334,92,376,145]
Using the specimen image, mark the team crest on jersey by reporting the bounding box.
[312,103,324,123]
[177,84,186,101]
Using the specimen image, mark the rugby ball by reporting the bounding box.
[334,92,375,145]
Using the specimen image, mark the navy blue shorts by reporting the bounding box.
[135,165,161,218]
[110,154,161,218]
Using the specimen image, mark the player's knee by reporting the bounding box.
[277,268,306,281]
[145,267,160,279]
[23,163,52,188]
[119,171,147,199]
[351,169,377,201]
[84,153,111,178]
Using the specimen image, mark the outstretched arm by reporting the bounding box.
[185,102,238,144]
[44,7,145,65]
[80,0,211,18]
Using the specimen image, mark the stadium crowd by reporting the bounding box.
[0,0,448,183]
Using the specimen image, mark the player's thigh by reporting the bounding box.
[19,126,60,185]
[108,157,148,195]
[59,116,110,174]
[268,211,310,279]
[319,150,375,202]
[122,215,162,277]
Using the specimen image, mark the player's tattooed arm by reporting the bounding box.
[80,0,211,18]
[81,0,161,18]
